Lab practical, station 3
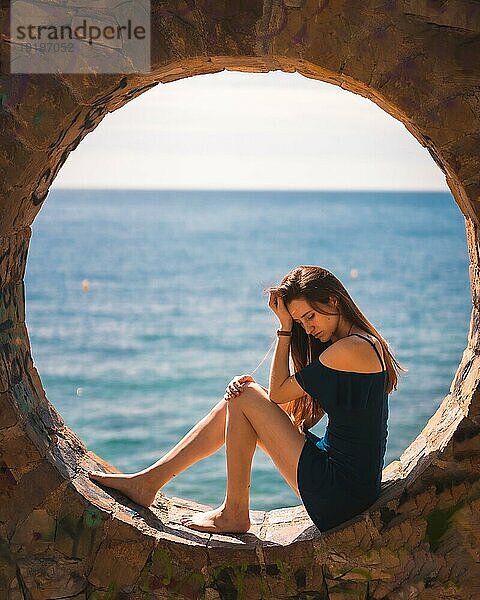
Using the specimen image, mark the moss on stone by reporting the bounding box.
[425,504,459,552]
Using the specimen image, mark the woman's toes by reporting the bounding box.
[178,508,251,533]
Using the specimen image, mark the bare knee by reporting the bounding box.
[241,382,267,398]
[243,381,266,396]
[223,382,265,410]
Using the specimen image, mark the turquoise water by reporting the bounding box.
[25,189,470,510]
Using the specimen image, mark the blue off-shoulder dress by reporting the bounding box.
[294,333,389,532]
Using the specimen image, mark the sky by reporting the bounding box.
[53,70,448,191]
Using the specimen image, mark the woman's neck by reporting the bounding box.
[331,322,362,342]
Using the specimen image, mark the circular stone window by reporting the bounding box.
[1,2,480,598]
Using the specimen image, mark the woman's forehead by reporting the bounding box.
[287,297,312,316]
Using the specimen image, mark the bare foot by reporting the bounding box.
[179,505,251,534]
[87,471,158,508]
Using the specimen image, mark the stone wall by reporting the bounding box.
[1,1,480,598]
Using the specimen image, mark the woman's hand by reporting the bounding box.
[268,292,293,330]
[223,374,255,401]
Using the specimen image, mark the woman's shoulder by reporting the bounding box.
[319,331,385,374]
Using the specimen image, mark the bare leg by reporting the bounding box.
[180,383,306,534]
[87,395,281,507]
[179,396,257,533]
[87,398,229,507]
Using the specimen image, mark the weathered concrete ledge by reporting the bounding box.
[1,1,480,598]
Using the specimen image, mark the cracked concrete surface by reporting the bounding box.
[1,0,480,598]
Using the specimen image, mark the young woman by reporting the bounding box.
[88,265,405,533]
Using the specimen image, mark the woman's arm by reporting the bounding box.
[268,293,306,404]
[268,335,305,404]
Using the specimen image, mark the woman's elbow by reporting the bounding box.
[268,389,282,404]
[269,395,282,405]
[269,389,291,404]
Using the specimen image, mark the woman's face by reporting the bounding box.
[287,296,339,341]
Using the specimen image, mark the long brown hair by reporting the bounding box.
[266,266,407,433]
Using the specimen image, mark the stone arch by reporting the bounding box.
[1,1,480,598]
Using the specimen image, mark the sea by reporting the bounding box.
[25,188,470,511]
